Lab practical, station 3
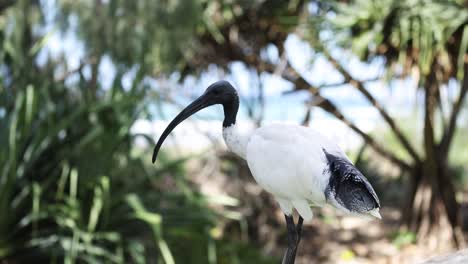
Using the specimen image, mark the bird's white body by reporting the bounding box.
[223,123,349,221]
[152,81,380,264]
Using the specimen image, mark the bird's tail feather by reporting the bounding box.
[292,199,313,221]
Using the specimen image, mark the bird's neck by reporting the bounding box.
[222,123,249,159]
[222,94,248,158]
[222,95,239,127]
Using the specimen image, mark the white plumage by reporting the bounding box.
[152,81,380,264]
[224,123,349,221]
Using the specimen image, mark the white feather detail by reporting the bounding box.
[292,200,313,221]
[223,122,356,221]
[368,208,382,219]
[222,124,250,159]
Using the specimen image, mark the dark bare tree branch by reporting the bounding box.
[321,48,421,164]
[246,56,412,171]
[440,64,468,156]
[301,103,312,126]
[317,77,378,89]
[55,58,98,82]
[283,76,388,94]
[175,0,413,172]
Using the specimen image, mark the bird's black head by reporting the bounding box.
[323,149,381,218]
[152,81,239,163]
[204,80,238,105]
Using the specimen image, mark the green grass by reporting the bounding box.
[0,77,273,263]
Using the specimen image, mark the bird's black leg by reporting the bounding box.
[296,216,304,246]
[281,214,299,264]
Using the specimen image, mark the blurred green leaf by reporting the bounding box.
[391,231,416,248]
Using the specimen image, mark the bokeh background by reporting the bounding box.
[1,0,467,263]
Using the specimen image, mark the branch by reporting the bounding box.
[317,77,382,89]
[55,58,98,82]
[439,64,468,155]
[301,103,312,126]
[251,58,412,171]
[215,26,412,171]
[283,76,387,94]
[436,87,448,133]
[322,48,421,164]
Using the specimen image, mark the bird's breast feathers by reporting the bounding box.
[245,124,345,204]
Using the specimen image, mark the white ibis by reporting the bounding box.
[152,81,381,264]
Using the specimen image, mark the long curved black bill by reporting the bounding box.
[152,95,211,163]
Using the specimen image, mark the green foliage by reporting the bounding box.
[1,0,464,262]
[0,1,273,263]
[391,231,416,249]
[55,0,271,75]
[55,0,298,77]
[339,249,356,261]
[330,0,468,77]
[1,67,147,262]
[57,0,203,74]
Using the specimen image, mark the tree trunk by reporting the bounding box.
[404,66,465,248]
[405,159,464,249]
